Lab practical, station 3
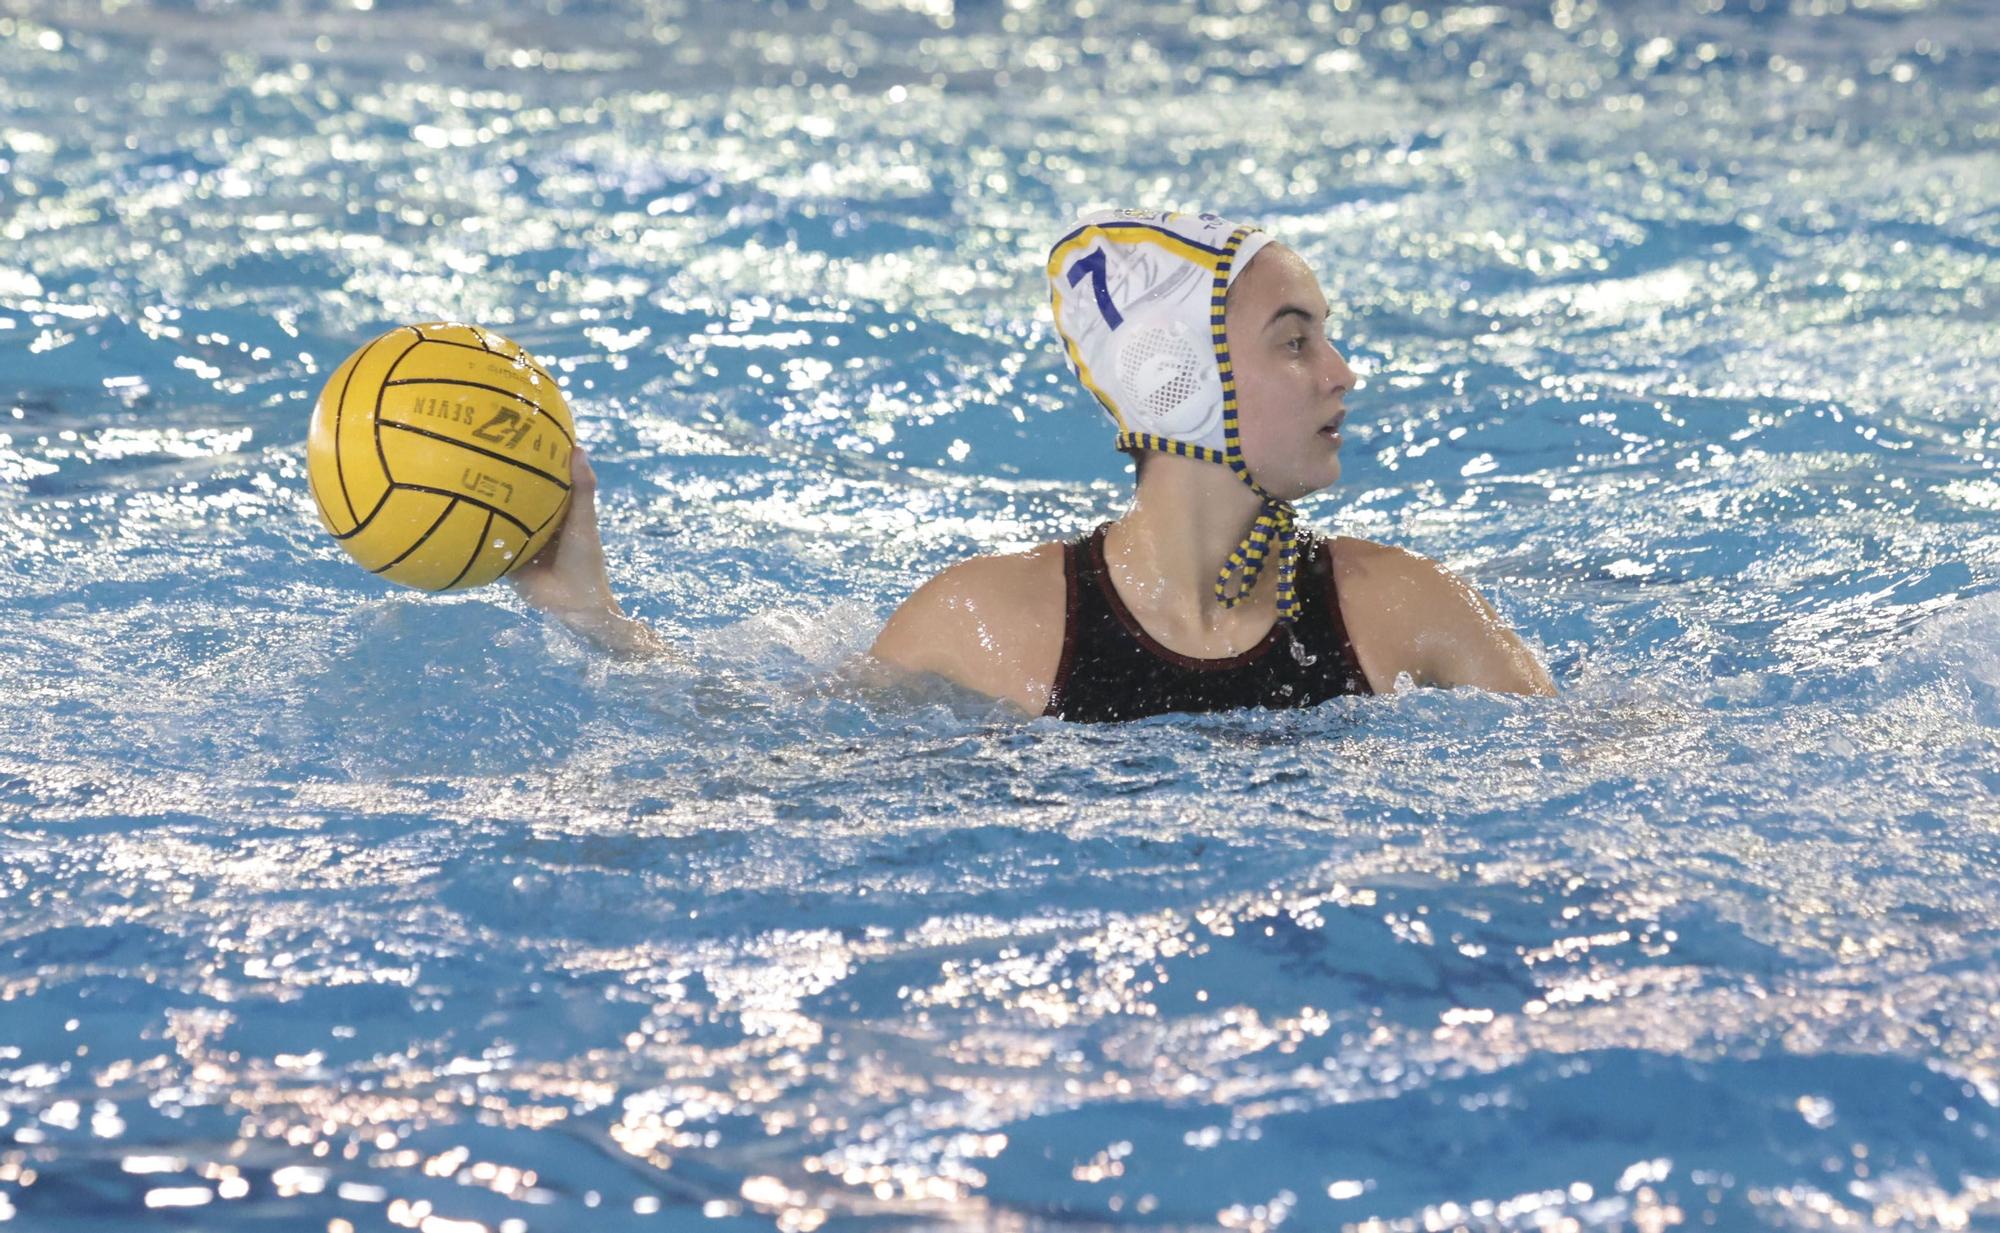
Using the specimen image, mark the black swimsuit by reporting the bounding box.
[1044,524,1373,723]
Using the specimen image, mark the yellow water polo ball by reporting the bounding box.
[306,322,573,592]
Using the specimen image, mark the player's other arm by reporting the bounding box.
[868,547,1066,715]
[509,448,668,658]
[1335,538,1555,696]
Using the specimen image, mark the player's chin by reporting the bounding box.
[1270,461,1340,503]
[1300,446,1343,493]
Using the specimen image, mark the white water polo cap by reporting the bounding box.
[1046,208,1274,455]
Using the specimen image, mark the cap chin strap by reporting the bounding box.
[1109,225,1300,627]
[1114,430,1299,626]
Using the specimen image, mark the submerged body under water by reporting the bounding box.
[2,0,1998,1228]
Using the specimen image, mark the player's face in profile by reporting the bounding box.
[1226,245,1355,501]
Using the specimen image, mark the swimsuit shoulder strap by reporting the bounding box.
[1299,531,1370,693]
[1040,525,1099,718]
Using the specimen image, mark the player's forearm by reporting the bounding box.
[1514,640,1557,695]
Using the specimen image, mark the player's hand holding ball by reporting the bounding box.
[306,322,662,655]
[505,446,665,656]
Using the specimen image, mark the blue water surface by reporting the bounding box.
[2,0,1998,1229]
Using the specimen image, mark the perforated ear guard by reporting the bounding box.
[1110,309,1224,442]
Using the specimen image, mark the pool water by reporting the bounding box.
[2,0,1998,1229]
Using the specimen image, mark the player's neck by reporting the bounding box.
[1107,457,1275,631]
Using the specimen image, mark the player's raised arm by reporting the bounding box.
[510,448,668,659]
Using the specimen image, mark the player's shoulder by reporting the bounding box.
[1325,536,1478,684]
[1327,534,1416,566]
[870,540,1070,710]
[902,541,1067,624]
[1326,533,1553,695]
[935,539,1066,590]
[1327,534,1451,598]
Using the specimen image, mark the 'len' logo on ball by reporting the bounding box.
[461,469,515,505]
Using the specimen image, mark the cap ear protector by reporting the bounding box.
[1046,208,1304,627]
[1111,308,1222,442]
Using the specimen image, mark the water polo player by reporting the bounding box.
[868,208,1553,718]
[514,208,1554,717]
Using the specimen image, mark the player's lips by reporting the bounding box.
[1317,410,1347,445]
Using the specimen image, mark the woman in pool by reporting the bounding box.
[513,208,1554,719]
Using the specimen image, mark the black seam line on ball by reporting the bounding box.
[409,324,500,356]
[391,483,533,537]
[401,333,562,394]
[527,498,565,537]
[440,510,493,590]
[376,419,572,490]
[332,486,394,541]
[331,327,405,524]
[307,463,341,533]
[368,498,457,575]
[371,330,429,487]
[408,334,501,357]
